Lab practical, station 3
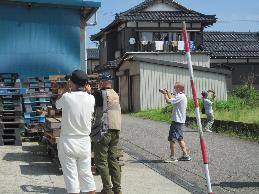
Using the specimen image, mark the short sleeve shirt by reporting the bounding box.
[203,98,213,114]
[56,91,95,136]
[169,93,187,124]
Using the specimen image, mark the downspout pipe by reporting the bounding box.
[86,12,98,26]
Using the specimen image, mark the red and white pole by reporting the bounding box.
[182,21,213,194]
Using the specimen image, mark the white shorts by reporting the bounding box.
[58,135,96,193]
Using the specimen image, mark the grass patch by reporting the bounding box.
[130,94,259,142]
[131,103,259,124]
[213,108,259,124]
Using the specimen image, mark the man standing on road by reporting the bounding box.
[91,74,122,194]
[56,70,96,194]
[161,82,191,162]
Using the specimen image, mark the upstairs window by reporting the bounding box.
[153,32,169,41]
[140,32,153,41]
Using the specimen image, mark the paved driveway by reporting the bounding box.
[121,115,259,194]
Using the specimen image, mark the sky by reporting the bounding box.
[86,0,259,47]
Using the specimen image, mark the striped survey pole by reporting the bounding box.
[182,21,213,194]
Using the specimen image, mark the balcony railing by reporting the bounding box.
[134,41,199,52]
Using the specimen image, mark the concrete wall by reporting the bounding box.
[211,59,259,90]
[0,2,81,77]
[127,52,210,68]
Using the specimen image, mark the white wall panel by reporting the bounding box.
[140,62,228,110]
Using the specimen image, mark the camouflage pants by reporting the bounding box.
[93,129,121,193]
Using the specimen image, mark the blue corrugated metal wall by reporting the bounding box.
[0,3,81,78]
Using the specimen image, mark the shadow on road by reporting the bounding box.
[2,144,61,176]
[130,159,165,163]
[20,185,66,193]
[182,130,197,133]
[2,152,50,163]
[213,182,259,188]
[20,164,60,176]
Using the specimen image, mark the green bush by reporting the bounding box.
[161,104,172,113]
[213,96,246,111]
[231,85,259,106]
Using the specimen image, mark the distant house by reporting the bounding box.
[87,48,100,74]
[0,0,100,77]
[203,32,259,89]
[91,0,233,112]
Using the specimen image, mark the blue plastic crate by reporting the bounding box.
[24,112,31,119]
[44,82,51,87]
[24,115,46,124]
[20,88,27,94]
[0,89,8,95]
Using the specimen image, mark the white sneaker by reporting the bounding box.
[164,157,178,163]
[204,129,212,133]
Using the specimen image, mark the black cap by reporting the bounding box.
[70,70,88,87]
[201,91,208,98]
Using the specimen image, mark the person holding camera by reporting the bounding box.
[201,91,214,133]
[56,70,96,194]
[160,82,191,162]
[91,74,122,194]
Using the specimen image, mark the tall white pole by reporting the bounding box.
[182,21,213,194]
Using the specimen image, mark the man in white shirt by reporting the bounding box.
[56,70,96,194]
[161,82,191,162]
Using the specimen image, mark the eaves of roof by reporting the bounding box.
[4,0,101,8]
[118,55,231,75]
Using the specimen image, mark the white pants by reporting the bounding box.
[58,135,96,193]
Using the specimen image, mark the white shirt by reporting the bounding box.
[56,91,95,136]
[203,98,213,114]
[170,93,187,124]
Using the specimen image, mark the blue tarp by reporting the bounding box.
[0,3,81,77]
[5,0,101,8]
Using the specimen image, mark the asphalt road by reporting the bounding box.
[120,115,259,194]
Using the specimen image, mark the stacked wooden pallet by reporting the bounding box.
[23,76,51,92]
[0,73,19,88]
[0,73,26,146]
[43,106,62,169]
[22,77,53,138]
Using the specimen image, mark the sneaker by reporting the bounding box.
[204,129,212,133]
[164,157,178,163]
[178,155,192,161]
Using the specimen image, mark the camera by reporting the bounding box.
[159,89,165,93]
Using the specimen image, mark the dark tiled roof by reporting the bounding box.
[94,58,122,72]
[87,48,99,60]
[119,11,216,23]
[203,32,259,58]
[91,0,216,40]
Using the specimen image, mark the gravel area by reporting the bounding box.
[120,115,259,194]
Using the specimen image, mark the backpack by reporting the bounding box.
[201,106,205,114]
[201,99,205,114]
